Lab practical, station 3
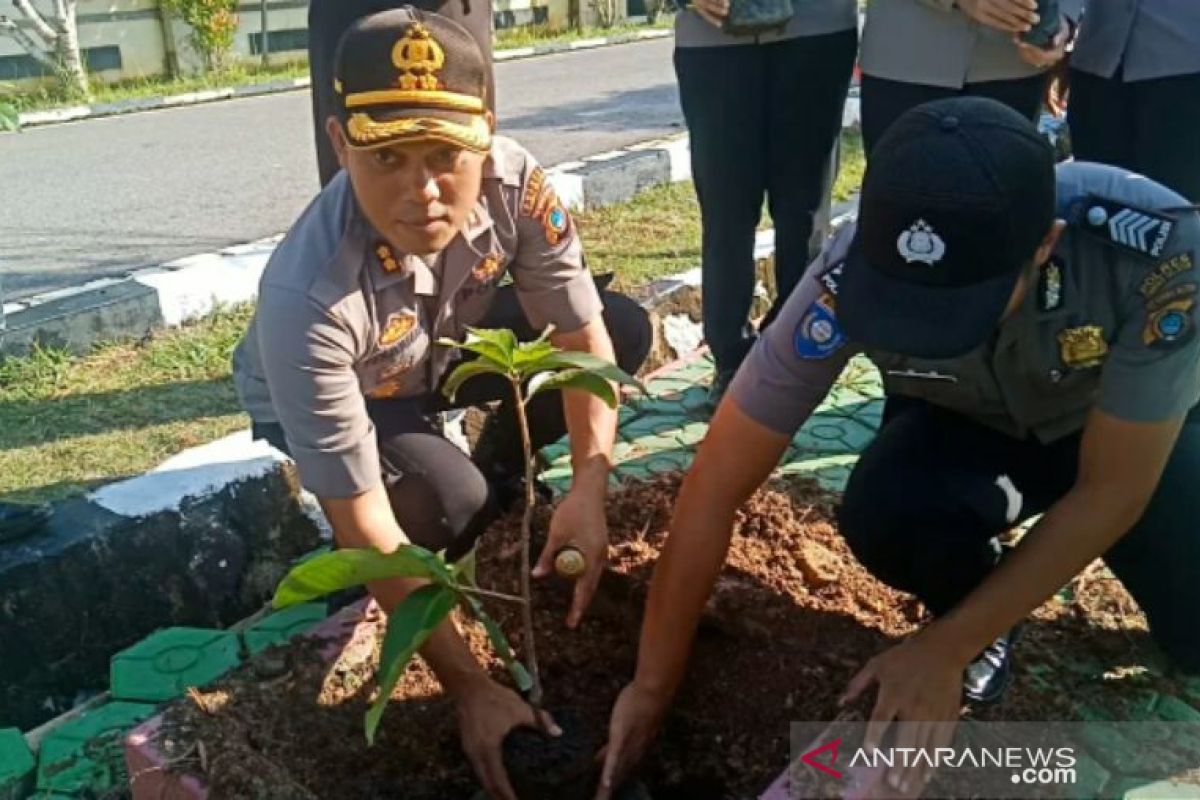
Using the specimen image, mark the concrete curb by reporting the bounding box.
[12,31,674,130]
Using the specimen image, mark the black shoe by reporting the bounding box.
[963,625,1022,704]
[707,370,735,411]
[0,501,52,544]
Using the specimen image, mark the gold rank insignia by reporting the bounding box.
[472,253,504,284]
[1058,325,1109,368]
[376,243,401,273]
[379,311,417,347]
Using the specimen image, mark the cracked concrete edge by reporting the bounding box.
[11,31,676,131]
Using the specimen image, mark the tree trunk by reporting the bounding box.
[55,7,89,99]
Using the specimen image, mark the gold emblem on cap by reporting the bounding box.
[1058,325,1108,368]
[392,22,445,92]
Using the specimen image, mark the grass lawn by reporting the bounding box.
[0,128,863,502]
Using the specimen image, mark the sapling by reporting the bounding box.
[272,326,643,741]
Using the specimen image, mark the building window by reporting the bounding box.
[0,45,122,81]
[249,27,308,55]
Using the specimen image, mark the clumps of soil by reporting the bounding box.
[158,474,1171,799]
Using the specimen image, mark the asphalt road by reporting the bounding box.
[0,38,682,300]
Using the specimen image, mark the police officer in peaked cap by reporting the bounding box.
[232,12,650,798]
[595,97,1200,797]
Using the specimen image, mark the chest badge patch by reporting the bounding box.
[376,243,401,273]
[794,293,846,360]
[1058,325,1108,369]
[472,253,504,284]
[379,311,418,348]
[897,219,946,266]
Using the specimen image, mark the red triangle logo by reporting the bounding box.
[801,737,843,778]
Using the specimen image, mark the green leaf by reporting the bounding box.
[528,369,619,407]
[438,328,519,372]
[461,593,534,693]
[365,584,458,744]
[272,546,451,609]
[451,547,478,587]
[441,358,507,402]
[524,351,647,395]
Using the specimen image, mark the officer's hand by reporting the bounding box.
[456,677,560,800]
[1014,15,1071,69]
[955,0,1039,34]
[595,682,669,800]
[840,634,963,797]
[691,0,729,28]
[535,489,609,628]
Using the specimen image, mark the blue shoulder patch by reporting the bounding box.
[794,293,846,360]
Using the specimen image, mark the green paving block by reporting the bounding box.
[1118,778,1200,799]
[243,602,328,655]
[538,440,571,465]
[1071,750,1113,799]
[36,701,155,795]
[0,728,34,800]
[644,375,697,397]
[1153,694,1200,723]
[110,627,241,702]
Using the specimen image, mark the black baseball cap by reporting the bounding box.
[333,8,491,153]
[838,97,1056,359]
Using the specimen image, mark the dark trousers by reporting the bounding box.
[837,400,1200,672]
[1069,69,1200,202]
[255,285,651,559]
[861,73,1046,157]
[674,30,858,379]
[308,0,495,187]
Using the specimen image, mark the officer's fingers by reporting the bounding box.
[532,534,560,578]
[597,730,629,800]
[994,0,1039,21]
[981,0,1037,31]
[568,560,604,629]
[839,660,878,707]
[464,743,513,800]
[864,692,898,753]
[482,748,519,800]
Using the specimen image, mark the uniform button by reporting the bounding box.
[1087,206,1109,226]
[1049,369,1063,383]
[940,115,960,131]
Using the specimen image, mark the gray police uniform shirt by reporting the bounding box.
[232,135,602,499]
[860,0,1084,88]
[1071,0,1200,83]
[730,161,1200,441]
[675,0,856,48]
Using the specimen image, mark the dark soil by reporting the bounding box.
[156,474,1176,799]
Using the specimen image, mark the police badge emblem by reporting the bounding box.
[1057,325,1108,368]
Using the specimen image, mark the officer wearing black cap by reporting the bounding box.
[233,11,650,798]
[595,96,1200,797]
[308,0,495,187]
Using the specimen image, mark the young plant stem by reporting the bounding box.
[458,585,527,605]
[511,376,546,723]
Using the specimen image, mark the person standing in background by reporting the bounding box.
[1065,0,1200,201]
[859,0,1082,156]
[308,0,495,186]
[675,0,858,407]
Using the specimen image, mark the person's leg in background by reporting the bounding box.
[308,0,496,188]
[763,28,857,326]
[1067,68,1136,177]
[448,282,653,483]
[860,75,953,157]
[675,44,770,397]
[1129,73,1200,202]
[1100,413,1200,673]
[963,73,1046,122]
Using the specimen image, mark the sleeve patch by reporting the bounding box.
[1144,297,1196,349]
[794,293,846,360]
[1139,252,1195,298]
[1083,197,1177,260]
[520,166,548,217]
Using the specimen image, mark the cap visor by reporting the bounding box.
[838,233,1021,359]
[342,107,491,153]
